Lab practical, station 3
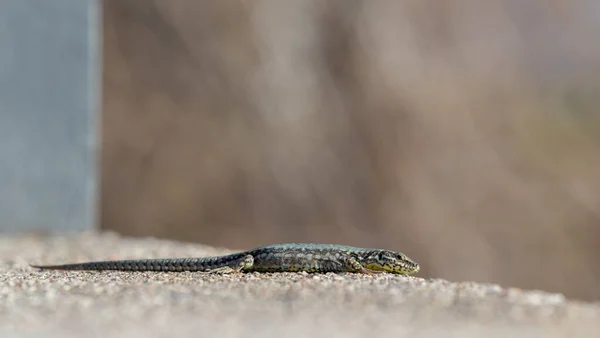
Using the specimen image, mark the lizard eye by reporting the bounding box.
[375,252,385,262]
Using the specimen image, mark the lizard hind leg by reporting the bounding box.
[202,254,254,274]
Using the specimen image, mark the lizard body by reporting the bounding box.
[31,243,420,275]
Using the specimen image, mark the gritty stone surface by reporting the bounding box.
[1,231,599,338]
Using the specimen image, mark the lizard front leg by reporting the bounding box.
[346,256,383,274]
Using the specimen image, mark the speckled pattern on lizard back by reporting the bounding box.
[31,243,420,275]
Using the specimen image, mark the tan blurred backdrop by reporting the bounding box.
[101,0,600,301]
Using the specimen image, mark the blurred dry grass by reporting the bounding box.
[101,0,600,300]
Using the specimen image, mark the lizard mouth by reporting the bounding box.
[401,262,420,274]
[364,262,420,275]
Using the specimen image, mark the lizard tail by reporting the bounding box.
[30,259,191,271]
[30,260,142,271]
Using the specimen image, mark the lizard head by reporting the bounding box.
[360,250,420,275]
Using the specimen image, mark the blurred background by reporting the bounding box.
[101,1,600,300]
[3,0,600,301]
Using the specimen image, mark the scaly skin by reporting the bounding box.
[31,243,420,275]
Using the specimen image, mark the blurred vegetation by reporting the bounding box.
[101,0,600,300]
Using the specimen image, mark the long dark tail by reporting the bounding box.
[30,255,243,272]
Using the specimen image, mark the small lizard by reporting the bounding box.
[31,243,420,275]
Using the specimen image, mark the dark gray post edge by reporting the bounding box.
[0,0,101,232]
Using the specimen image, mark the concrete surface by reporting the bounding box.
[1,232,599,338]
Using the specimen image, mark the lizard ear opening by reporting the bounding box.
[374,251,385,263]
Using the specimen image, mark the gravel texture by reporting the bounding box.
[1,231,599,338]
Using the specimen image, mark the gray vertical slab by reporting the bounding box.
[0,0,101,232]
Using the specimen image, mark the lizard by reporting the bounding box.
[31,243,420,275]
